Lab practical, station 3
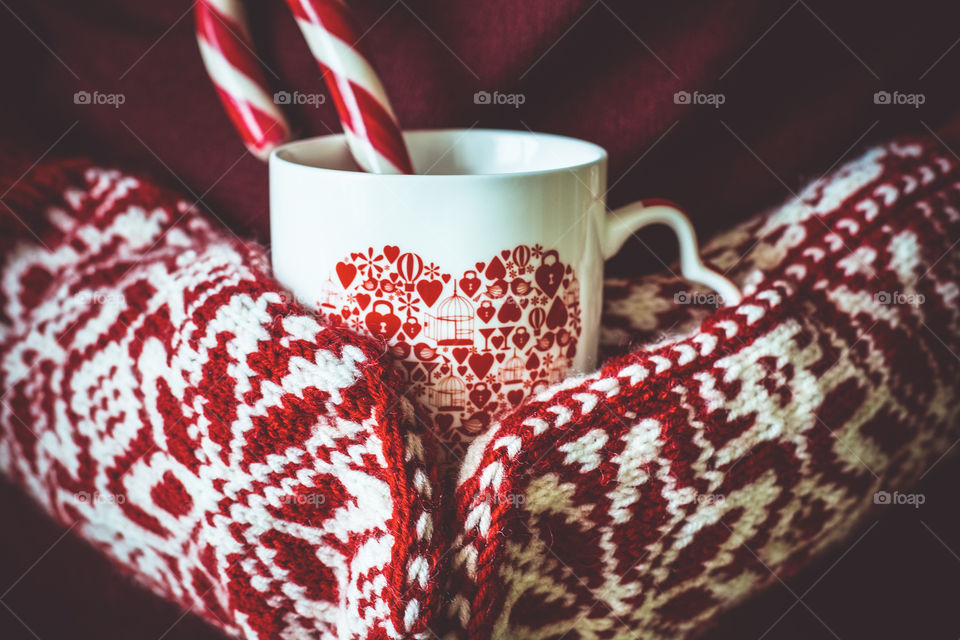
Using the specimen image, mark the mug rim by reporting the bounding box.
[270,128,608,179]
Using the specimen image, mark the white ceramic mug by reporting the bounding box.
[270,129,739,453]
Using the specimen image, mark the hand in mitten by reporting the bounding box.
[447,139,960,639]
[0,162,444,639]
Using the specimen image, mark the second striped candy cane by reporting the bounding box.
[196,0,292,159]
[284,0,414,174]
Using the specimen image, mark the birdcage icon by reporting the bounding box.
[500,351,525,384]
[432,374,466,411]
[427,280,474,346]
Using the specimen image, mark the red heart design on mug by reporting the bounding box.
[477,301,496,323]
[485,257,506,280]
[402,316,422,339]
[365,305,401,340]
[323,244,583,455]
[336,262,357,289]
[461,272,482,297]
[416,279,444,307]
[546,297,568,329]
[513,328,530,350]
[535,250,563,298]
[469,384,491,409]
[468,353,495,379]
[436,413,454,432]
[498,297,521,323]
[383,245,400,263]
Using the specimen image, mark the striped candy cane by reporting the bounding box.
[284,0,414,174]
[195,0,292,160]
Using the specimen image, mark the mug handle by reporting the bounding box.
[603,199,742,306]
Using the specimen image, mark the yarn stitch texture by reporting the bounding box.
[0,138,958,639]
[445,139,960,639]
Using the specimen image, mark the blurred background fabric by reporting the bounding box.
[2,1,960,638]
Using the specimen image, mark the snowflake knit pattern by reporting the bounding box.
[0,137,958,640]
[445,139,960,638]
[0,163,445,639]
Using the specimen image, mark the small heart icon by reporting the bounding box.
[485,257,506,280]
[497,297,521,323]
[492,383,501,392]
[513,328,530,350]
[383,245,400,263]
[452,347,470,364]
[441,274,451,283]
[545,297,568,329]
[355,293,371,310]
[457,365,468,376]
[501,250,511,260]
[461,271,482,297]
[491,336,504,349]
[469,384,491,409]
[416,279,444,307]
[436,413,454,432]
[535,250,563,298]
[336,262,357,289]
[475,262,485,272]
[526,353,540,370]
[495,353,505,363]
[402,317,422,339]
[365,305,401,340]
[477,300,496,323]
[468,352,495,379]
[507,389,525,406]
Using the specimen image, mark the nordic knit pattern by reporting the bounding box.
[446,139,960,639]
[0,164,444,640]
[0,138,958,640]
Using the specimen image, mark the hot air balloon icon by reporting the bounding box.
[397,252,423,292]
[529,306,546,336]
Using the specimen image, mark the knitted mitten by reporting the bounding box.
[446,139,960,639]
[0,163,444,639]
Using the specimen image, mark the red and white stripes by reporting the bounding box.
[195,0,292,159]
[284,0,414,174]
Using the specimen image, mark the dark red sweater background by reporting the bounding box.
[2,1,960,638]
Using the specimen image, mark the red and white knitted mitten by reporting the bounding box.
[445,139,960,639]
[0,164,444,639]
[1,137,959,640]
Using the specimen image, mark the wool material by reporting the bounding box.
[0,138,958,639]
